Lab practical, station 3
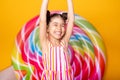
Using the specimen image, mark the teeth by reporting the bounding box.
[55,32,61,35]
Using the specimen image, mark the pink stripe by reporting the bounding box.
[45,53,47,70]
[64,52,69,80]
[50,47,52,70]
[52,71,54,80]
[44,73,46,80]
[55,47,57,71]
[59,47,62,80]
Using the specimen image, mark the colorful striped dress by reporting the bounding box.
[41,41,73,80]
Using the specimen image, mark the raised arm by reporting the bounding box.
[39,0,48,48]
[64,0,74,43]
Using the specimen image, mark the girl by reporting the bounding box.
[39,0,74,80]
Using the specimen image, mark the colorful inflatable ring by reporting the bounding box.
[12,11,106,80]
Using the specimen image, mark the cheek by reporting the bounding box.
[47,27,52,33]
[62,27,66,33]
[48,26,55,31]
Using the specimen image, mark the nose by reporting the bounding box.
[57,25,62,30]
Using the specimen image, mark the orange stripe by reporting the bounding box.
[52,47,54,71]
[61,41,64,47]
[50,71,52,80]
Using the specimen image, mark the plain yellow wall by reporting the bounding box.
[0,0,120,79]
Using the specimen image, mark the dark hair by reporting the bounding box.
[46,10,67,25]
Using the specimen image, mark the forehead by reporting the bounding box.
[50,17,64,24]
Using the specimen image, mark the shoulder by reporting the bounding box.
[61,39,68,48]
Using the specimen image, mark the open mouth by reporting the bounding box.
[55,31,62,36]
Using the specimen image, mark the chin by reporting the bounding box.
[56,37,62,40]
[54,36,63,40]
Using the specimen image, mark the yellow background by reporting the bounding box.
[0,0,120,79]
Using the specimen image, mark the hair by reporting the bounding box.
[46,10,68,25]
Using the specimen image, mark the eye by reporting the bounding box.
[62,25,64,27]
[61,24,65,27]
[53,22,58,27]
[54,24,57,27]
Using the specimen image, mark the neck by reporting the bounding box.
[48,36,61,46]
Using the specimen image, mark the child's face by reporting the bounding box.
[47,16,66,40]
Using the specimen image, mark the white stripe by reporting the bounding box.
[61,46,66,79]
[54,47,56,71]
[57,47,60,72]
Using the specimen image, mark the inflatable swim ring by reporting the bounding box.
[12,11,106,80]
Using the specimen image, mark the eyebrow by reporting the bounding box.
[52,22,65,25]
[53,22,58,24]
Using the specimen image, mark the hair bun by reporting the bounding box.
[47,10,50,25]
[61,12,68,21]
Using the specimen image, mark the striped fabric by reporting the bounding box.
[41,41,73,80]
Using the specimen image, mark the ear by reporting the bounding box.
[47,26,49,33]
[47,29,49,33]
